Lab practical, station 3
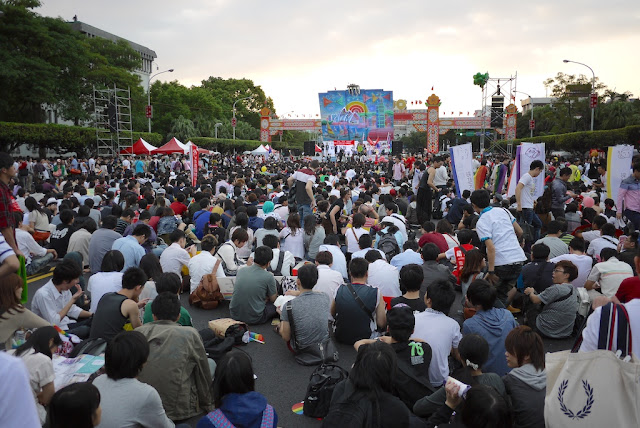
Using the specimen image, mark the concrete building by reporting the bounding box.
[520,97,556,113]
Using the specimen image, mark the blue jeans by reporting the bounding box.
[521,208,542,241]
[624,209,640,231]
[26,253,53,276]
[298,204,312,227]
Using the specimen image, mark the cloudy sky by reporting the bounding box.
[37,0,640,118]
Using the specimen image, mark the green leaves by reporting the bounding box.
[473,72,489,88]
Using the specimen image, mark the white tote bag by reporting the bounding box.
[545,303,640,427]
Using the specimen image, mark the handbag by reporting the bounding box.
[189,259,225,309]
[545,302,640,426]
[286,301,338,366]
[208,318,248,345]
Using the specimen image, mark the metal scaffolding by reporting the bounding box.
[93,85,133,157]
[479,73,517,154]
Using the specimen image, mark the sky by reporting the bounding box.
[37,0,640,118]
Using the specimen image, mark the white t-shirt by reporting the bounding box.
[367,260,401,297]
[475,207,526,266]
[413,308,462,387]
[87,272,124,313]
[580,299,640,353]
[518,173,537,209]
[550,253,594,288]
[586,257,633,297]
[346,227,367,254]
[8,349,54,425]
[0,353,41,428]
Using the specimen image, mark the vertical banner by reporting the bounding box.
[607,145,634,202]
[190,143,199,188]
[506,146,521,197]
[518,143,545,199]
[449,143,473,197]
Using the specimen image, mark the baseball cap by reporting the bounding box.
[46,198,57,206]
[389,188,397,196]
[387,305,415,331]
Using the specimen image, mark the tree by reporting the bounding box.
[400,131,427,153]
[168,115,198,142]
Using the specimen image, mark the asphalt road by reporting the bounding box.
[24,270,573,428]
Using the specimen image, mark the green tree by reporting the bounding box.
[168,115,198,142]
[400,131,427,153]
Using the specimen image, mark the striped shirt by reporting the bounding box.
[0,234,15,263]
[617,175,640,213]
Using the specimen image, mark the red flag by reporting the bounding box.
[431,86,434,91]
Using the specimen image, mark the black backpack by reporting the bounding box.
[303,364,349,418]
[377,231,401,261]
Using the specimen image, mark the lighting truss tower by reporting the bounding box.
[93,85,133,157]
[479,73,517,155]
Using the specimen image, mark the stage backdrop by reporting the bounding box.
[607,145,634,202]
[318,89,393,142]
[506,143,545,198]
[449,143,474,197]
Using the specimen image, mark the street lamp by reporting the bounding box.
[563,59,596,132]
[514,90,534,138]
[232,96,252,140]
[147,69,174,133]
[214,122,223,139]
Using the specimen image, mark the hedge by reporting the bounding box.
[189,137,303,152]
[498,125,640,151]
[0,122,163,153]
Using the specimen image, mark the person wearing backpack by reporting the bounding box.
[374,222,404,262]
[197,352,278,428]
[250,234,294,277]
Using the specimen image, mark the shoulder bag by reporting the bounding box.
[189,259,225,309]
[345,282,375,323]
[286,301,338,366]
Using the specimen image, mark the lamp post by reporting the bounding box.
[563,59,596,132]
[147,69,174,133]
[514,90,534,138]
[214,122,222,139]
[232,96,252,140]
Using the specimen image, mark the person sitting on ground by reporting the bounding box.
[524,259,578,338]
[420,243,457,300]
[319,233,348,280]
[137,292,213,421]
[143,273,193,326]
[550,237,593,288]
[437,228,475,281]
[576,214,607,243]
[617,230,638,274]
[111,224,151,271]
[159,229,197,277]
[463,279,519,376]
[254,216,280,250]
[278,264,331,353]
[584,247,633,301]
[197,352,278,428]
[413,333,506,420]
[518,243,555,296]
[503,326,546,428]
[31,259,92,338]
[114,208,134,235]
[586,222,619,259]
[365,249,401,299]
[332,258,387,345]
[246,204,264,232]
[533,220,569,259]
[324,341,418,427]
[87,250,124,314]
[355,305,433,409]
[412,279,462,388]
[0,273,49,350]
[250,234,295,277]
[68,217,97,268]
[48,209,76,259]
[188,234,226,294]
[89,215,121,275]
[390,240,423,270]
[123,210,158,253]
[92,331,175,428]
[215,228,249,276]
[308,251,344,320]
[391,263,427,312]
[8,326,61,424]
[229,245,277,325]
[89,267,147,341]
[303,214,326,262]
[351,233,385,260]
[138,253,163,301]
[418,221,448,252]
[14,211,57,276]
[49,382,102,428]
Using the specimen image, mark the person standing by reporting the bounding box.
[516,160,544,241]
[550,167,575,220]
[392,156,406,185]
[416,157,442,224]
[287,159,318,227]
[617,163,640,231]
[0,153,22,258]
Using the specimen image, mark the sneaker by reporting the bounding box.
[507,305,521,314]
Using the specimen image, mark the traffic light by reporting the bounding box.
[490,96,504,129]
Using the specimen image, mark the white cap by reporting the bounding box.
[46,198,57,205]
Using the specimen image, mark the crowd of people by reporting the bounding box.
[0,148,639,427]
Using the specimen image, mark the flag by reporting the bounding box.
[431,86,434,91]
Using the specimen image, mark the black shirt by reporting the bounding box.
[390,296,427,312]
[48,223,77,258]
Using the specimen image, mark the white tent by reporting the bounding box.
[251,145,269,155]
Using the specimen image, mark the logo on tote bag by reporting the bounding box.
[558,379,594,420]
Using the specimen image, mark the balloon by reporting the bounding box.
[261,166,267,172]
[582,196,594,208]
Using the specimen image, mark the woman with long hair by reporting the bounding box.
[198,352,278,428]
[221,199,235,228]
[9,326,62,424]
[346,213,367,256]
[280,213,305,260]
[328,189,352,236]
[148,195,166,217]
[86,250,125,314]
[0,273,49,350]
[303,214,326,262]
[25,196,51,241]
[459,249,486,298]
[49,382,102,428]
[138,253,163,301]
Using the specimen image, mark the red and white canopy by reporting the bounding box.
[151,137,188,154]
[120,138,157,155]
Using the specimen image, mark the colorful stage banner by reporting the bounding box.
[518,143,545,199]
[606,145,634,202]
[449,143,474,197]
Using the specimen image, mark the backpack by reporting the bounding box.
[377,231,400,261]
[189,259,225,309]
[303,364,349,418]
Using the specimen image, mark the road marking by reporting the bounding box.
[27,271,53,283]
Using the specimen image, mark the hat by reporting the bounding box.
[389,188,397,196]
[46,198,57,206]
[157,188,166,195]
[386,305,415,332]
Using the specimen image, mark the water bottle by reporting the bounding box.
[13,328,26,348]
[241,330,250,344]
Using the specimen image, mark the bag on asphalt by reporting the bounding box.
[303,364,349,418]
[189,259,225,309]
[208,318,248,345]
[377,231,400,261]
[545,302,640,427]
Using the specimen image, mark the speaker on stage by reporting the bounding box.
[304,141,315,156]
[392,140,403,156]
